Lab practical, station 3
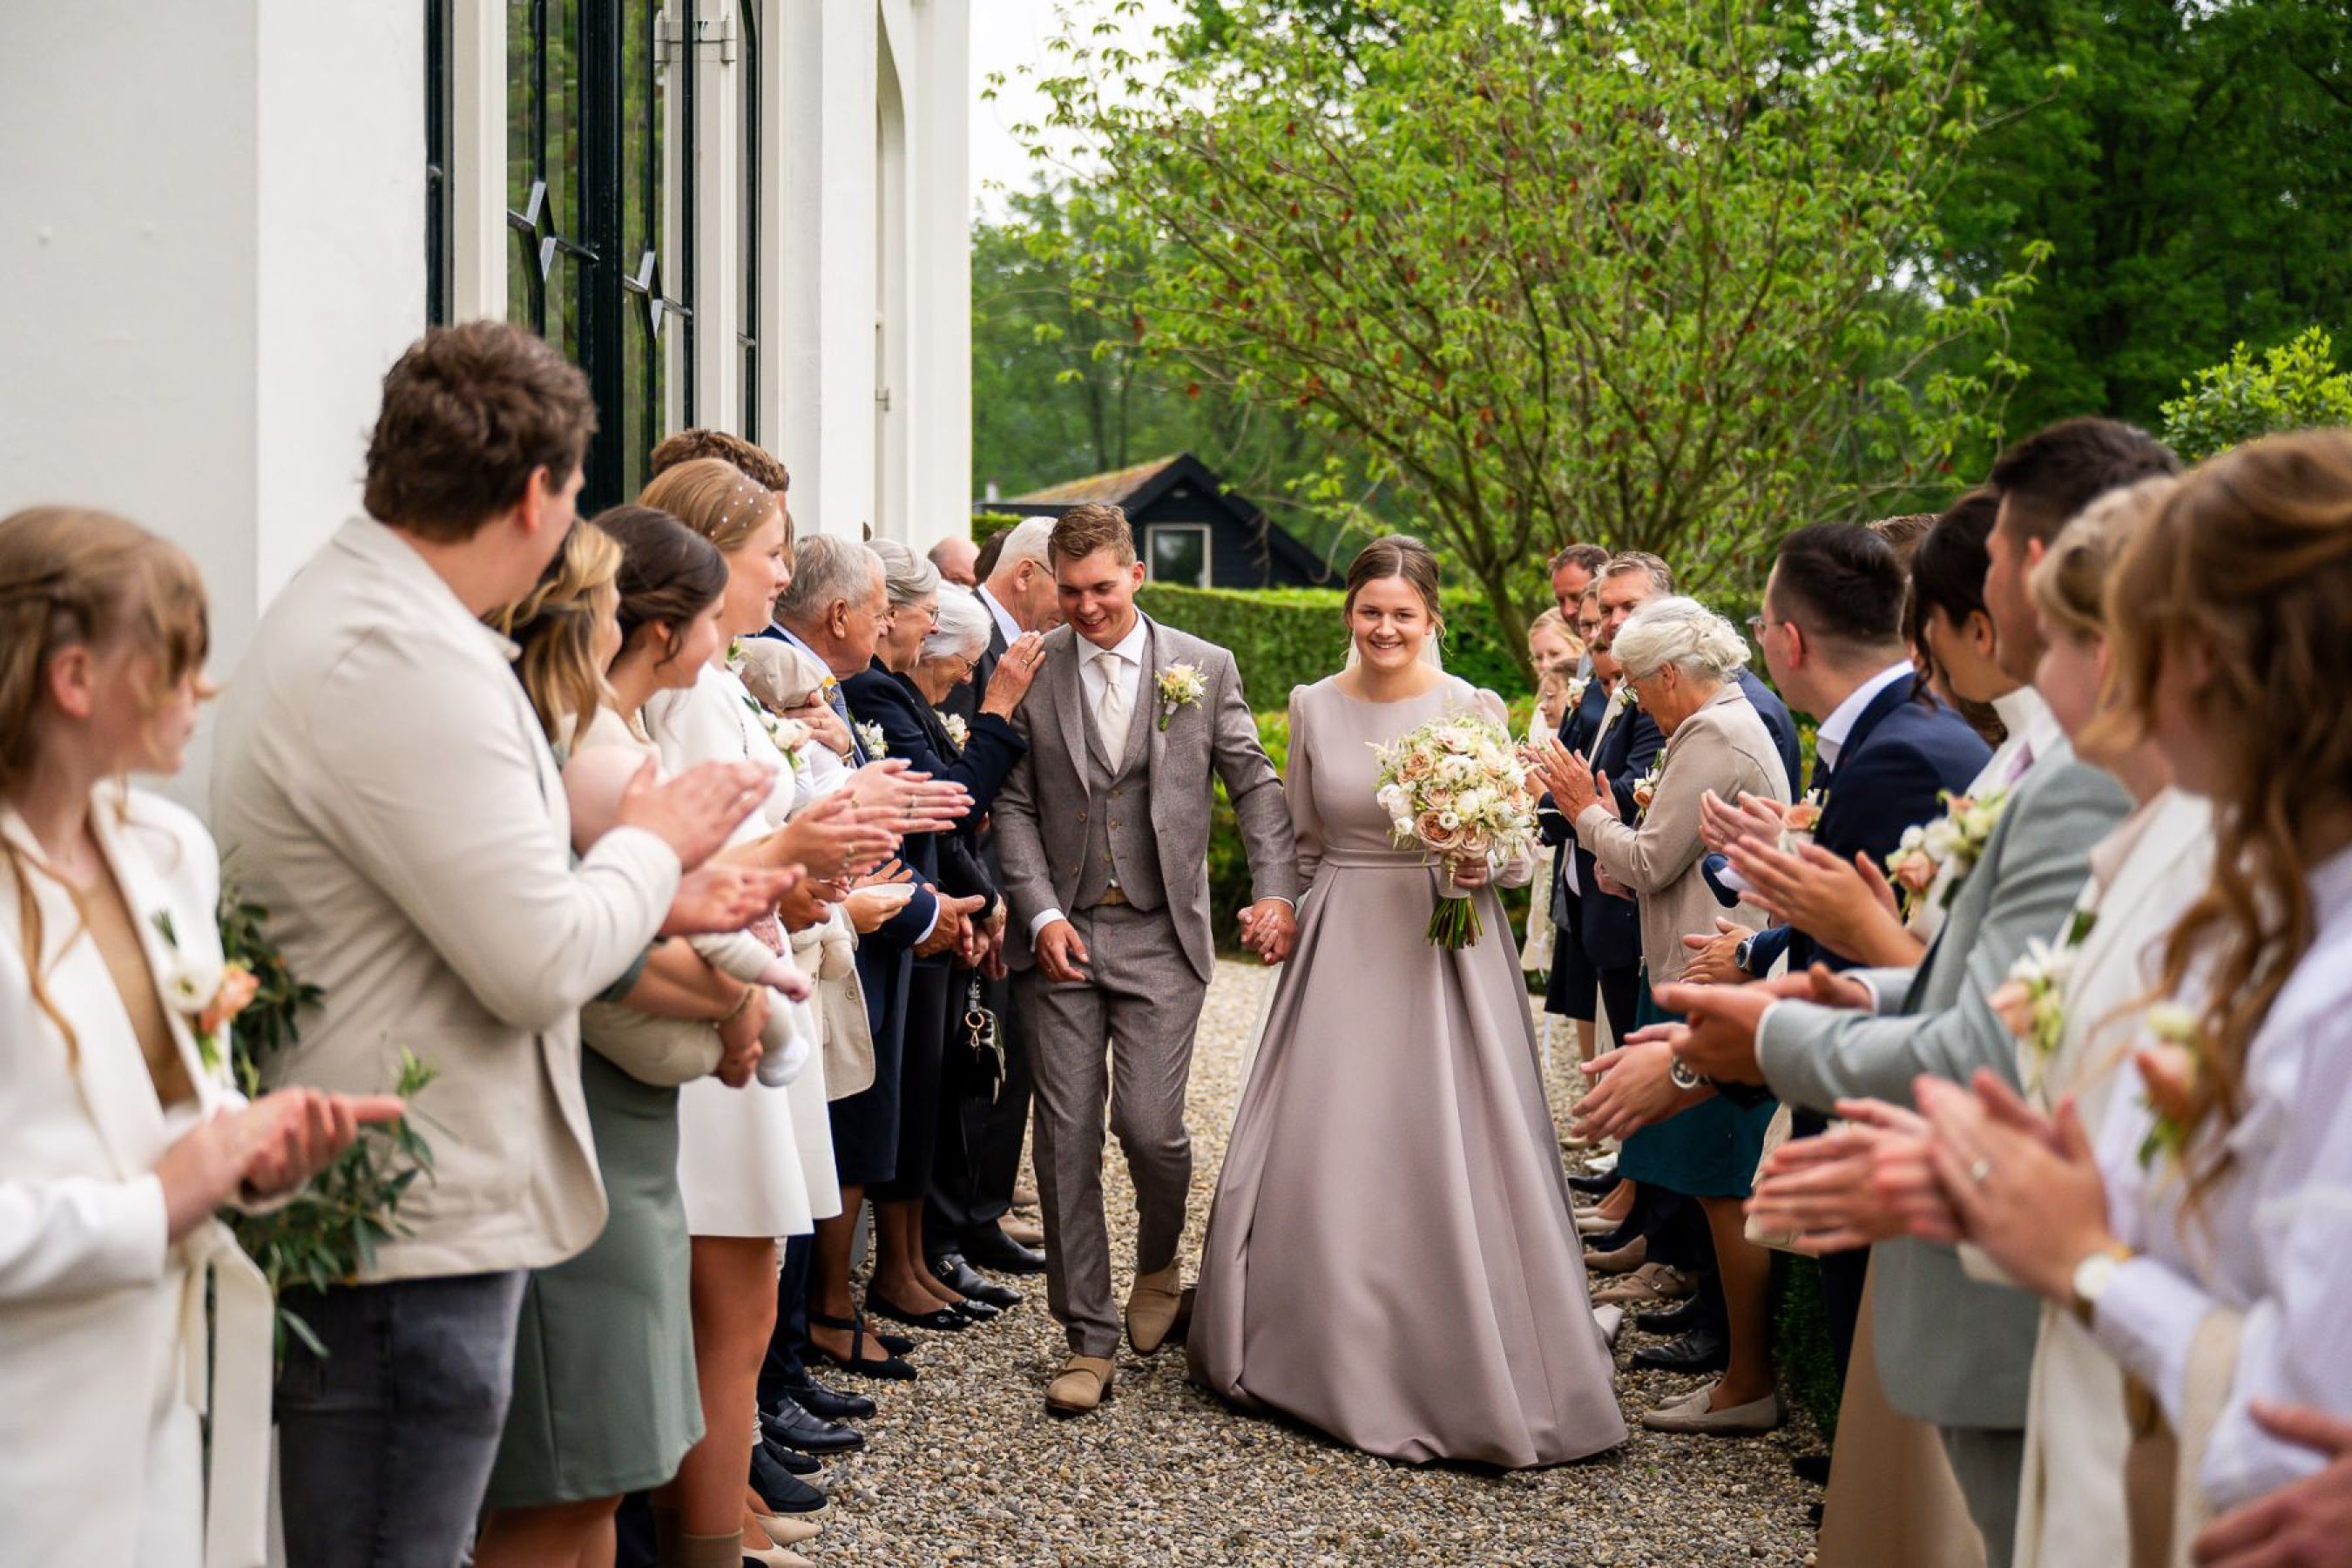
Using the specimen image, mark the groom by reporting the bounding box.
[994,503,1299,1416]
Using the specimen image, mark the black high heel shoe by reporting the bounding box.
[807,1309,916,1381]
[947,1295,1001,1323]
[865,1288,971,1332]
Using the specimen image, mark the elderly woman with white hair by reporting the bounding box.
[842,552,1046,1334]
[1531,593,1793,1437]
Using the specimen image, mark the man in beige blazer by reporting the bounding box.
[211,323,776,1567]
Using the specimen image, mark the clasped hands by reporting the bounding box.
[1235,898,1297,964]
[158,1087,407,1243]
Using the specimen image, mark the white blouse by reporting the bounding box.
[2092,841,2352,1511]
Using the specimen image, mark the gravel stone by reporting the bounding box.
[808,960,1823,1565]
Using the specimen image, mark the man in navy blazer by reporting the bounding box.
[1696,522,1989,1382]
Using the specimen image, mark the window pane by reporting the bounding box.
[1150,527,1208,588]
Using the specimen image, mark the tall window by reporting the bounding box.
[506,0,697,510]
[425,0,454,325]
[738,0,760,444]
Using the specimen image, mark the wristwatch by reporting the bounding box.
[2068,1242,2136,1327]
[1734,934,1758,976]
[1668,1057,1705,1092]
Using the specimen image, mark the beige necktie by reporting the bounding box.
[1094,648,1132,759]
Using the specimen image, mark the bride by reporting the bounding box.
[1188,535,1625,1468]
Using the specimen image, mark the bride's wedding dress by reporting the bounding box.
[1187,674,1625,1467]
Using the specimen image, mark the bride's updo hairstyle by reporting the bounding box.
[493,519,622,749]
[0,506,211,1061]
[2105,428,2352,1203]
[1342,534,1444,636]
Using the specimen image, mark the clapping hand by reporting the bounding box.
[1745,1098,1952,1253]
[847,759,973,835]
[155,1089,405,1240]
[1680,917,1751,984]
[662,863,802,937]
[1727,836,1911,964]
[1524,736,1604,820]
[618,758,775,869]
[773,790,899,879]
[1698,790,1784,856]
[1571,1032,1711,1143]
[1916,1071,2115,1302]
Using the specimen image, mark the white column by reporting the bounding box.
[774,2,879,537]
[905,0,974,547]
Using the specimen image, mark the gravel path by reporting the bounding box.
[803,961,1823,1566]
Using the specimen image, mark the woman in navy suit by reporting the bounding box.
[843,553,1041,1333]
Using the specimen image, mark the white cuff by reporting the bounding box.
[2092,1254,2214,1433]
[1029,907,1068,942]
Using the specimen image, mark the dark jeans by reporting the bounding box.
[274,1269,529,1568]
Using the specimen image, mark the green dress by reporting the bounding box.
[483,1047,703,1505]
[1614,969,1780,1199]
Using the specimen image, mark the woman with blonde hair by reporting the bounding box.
[0,507,395,1567]
[1919,429,2352,1564]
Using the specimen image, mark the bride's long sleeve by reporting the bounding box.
[1286,686,1324,890]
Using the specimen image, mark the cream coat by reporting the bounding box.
[210,517,683,1280]
[0,787,274,1568]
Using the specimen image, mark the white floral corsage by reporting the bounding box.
[938,711,970,752]
[152,911,257,1075]
[1781,788,1826,849]
[1564,675,1592,710]
[1631,754,1667,819]
[1156,664,1206,731]
[855,720,889,759]
[2136,1003,2204,1172]
[1885,786,2009,922]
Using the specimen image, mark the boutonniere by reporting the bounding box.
[740,692,810,773]
[727,637,747,666]
[1631,754,1667,819]
[1564,675,1592,711]
[1156,663,1206,731]
[1612,682,1639,713]
[1990,936,2078,1091]
[151,910,258,1076]
[1885,787,2010,921]
[2135,1004,2204,1171]
[1781,788,1826,849]
[938,711,970,752]
[855,720,889,759]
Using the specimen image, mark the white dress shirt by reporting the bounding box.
[977,585,1023,651]
[1813,659,1919,773]
[2090,841,2352,1511]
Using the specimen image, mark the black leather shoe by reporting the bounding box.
[1583,1220,1642,1255]
[763,1435,821,1476]
[867,1288,971,1331]
[1567,1172,1620,1197]
[961,1224,1047,1274]
[782,1376,875,1423]
[748,1442,828,1514]
[1792,1453,1832,1486]
[763,1396,865,1456]
[1636,1295,1712,1335]
[1630,1327,1728,1373]
[808,1310,917,1382]
[930,1251,1022,1309]
[948,1294,1001,1323]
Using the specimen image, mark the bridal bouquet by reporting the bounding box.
[1371,711,1538,949]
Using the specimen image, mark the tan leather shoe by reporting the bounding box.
[1044,1354,1116,1416]
[750,1511,822,1547]
[1639,1382,1786,1435]
[1592,1261,1696,1307]
[1011,1183,1040,1211]
[1583,1234,1649,1274]
[999,1214,1046,1247]
[1125,1262,1186,1355]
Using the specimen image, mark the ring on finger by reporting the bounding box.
[1968,1155,1994,1186]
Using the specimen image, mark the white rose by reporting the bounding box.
[167,953,224,1012]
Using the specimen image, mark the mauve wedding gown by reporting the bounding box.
[1188,676,1626,1468]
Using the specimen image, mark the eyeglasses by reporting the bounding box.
[1746,613,1777,641]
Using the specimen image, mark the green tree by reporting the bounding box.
[1940,0,2352,431]
[2159,328,2352,465]
[1021,0,2038,659]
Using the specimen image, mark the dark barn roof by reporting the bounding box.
[983,452,1328,587]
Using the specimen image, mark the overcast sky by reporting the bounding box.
[968,0,1186,218]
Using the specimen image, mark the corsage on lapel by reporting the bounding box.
[1156,663,1206,732]
[152,910,258,1076]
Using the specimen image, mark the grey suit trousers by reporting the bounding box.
[1018,902,1207,1357]
[1941,1424,2027,1568]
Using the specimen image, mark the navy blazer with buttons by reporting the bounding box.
[1730,676,1990,975]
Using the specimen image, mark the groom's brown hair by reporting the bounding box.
[1050,504,1136,567]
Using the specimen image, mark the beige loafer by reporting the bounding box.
[1639,1382,1786,1436]
[1044,1354,1116,1416]
[1125,1263,1186,1355]
[750,1511,821,1547]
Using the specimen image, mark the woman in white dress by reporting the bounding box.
[0,508,391,1567]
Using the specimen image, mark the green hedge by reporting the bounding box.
[1138,582,1528,707]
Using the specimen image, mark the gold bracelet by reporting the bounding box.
[720,983,760,1024]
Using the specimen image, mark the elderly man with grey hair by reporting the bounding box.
[1530,594,1794,1438]
[929,535,981,587]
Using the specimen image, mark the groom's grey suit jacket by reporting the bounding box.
[994,618,1296,985]
[1755,736,2132,1432]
